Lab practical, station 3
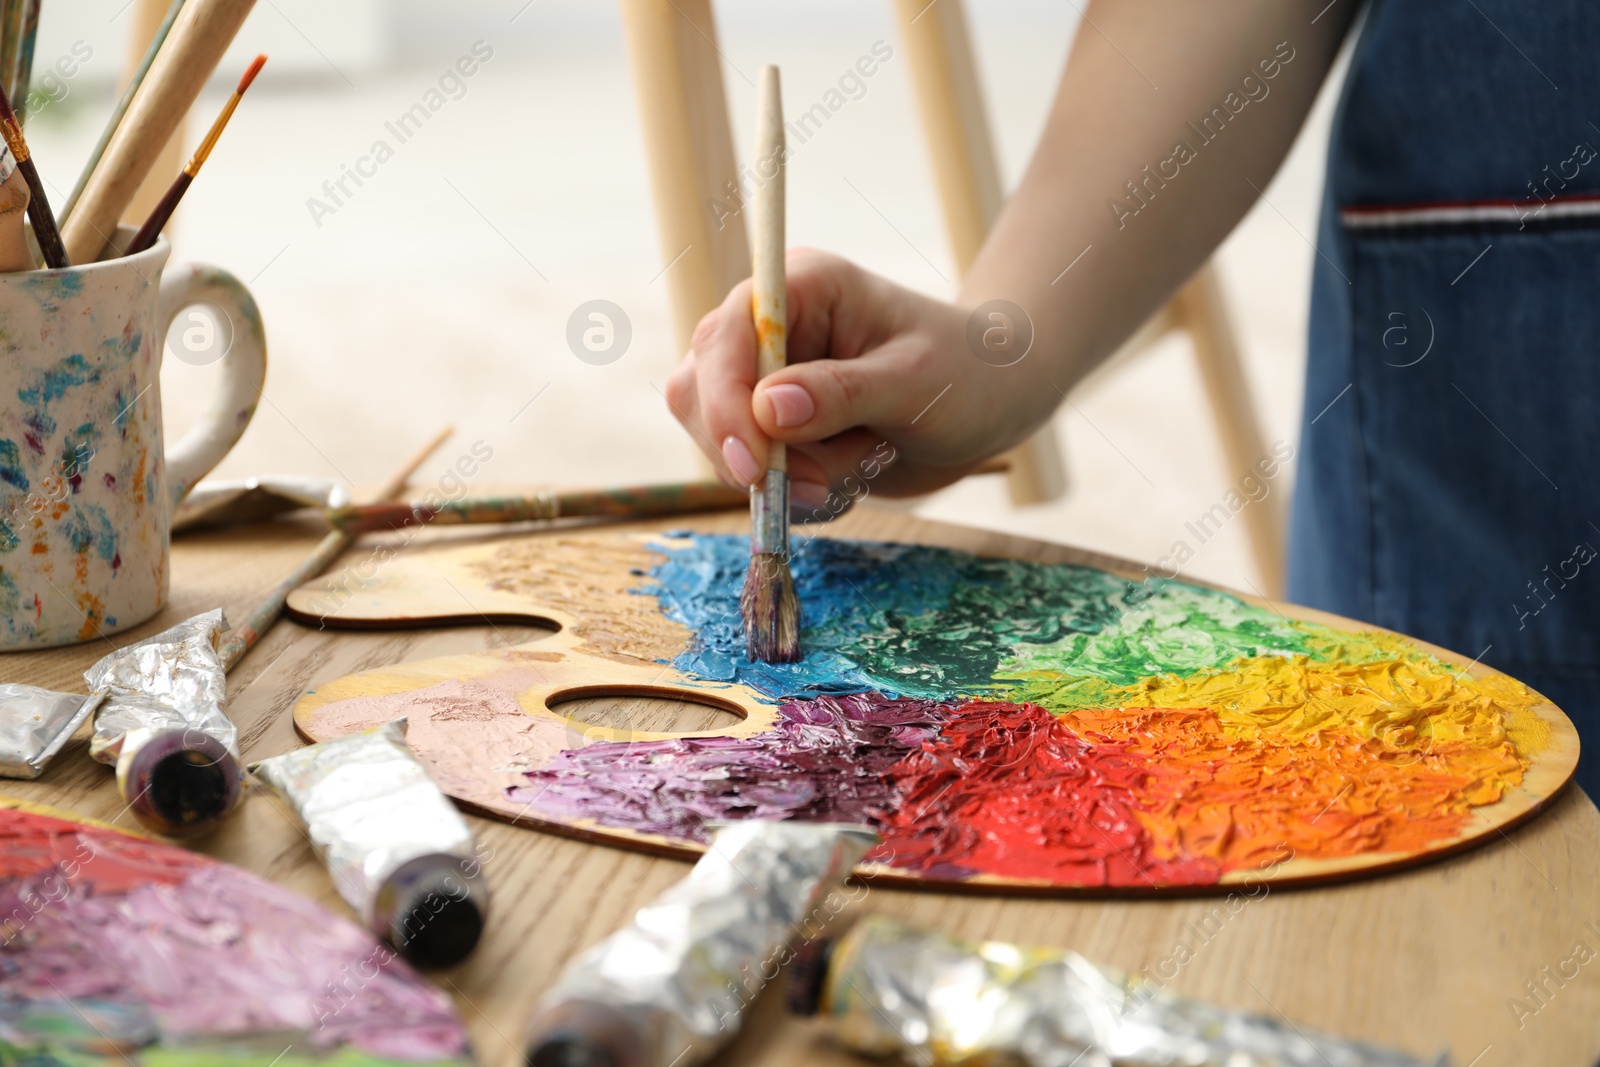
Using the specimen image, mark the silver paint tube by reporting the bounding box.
[83,609,240,836]
[248,718,488,969]
[806,915,1449,1067]
[0,684,98,778]
[524,820,877,1067]
[172,474,350,533]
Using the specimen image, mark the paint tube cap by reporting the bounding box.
[118,729,242,838]
[523,999,646,1067]
[378,853,488,969]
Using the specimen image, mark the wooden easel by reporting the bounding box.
[619,0,1285,596]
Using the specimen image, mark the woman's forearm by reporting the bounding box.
[961,0,1358,409]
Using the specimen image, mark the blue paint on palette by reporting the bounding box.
[640,533,1133,702]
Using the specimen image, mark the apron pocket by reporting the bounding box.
[1339,213,1600,674]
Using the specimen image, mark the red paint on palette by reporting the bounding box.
[877,701,1223,886]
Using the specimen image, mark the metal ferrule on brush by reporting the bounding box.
[750,469,789,556]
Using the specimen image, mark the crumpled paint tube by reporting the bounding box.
[172,474,350,532]
[249,718,489,969]
[0,685,100,778]
[524,820,877,1067]
[797,916,1449,1067]
[84,609,241,837]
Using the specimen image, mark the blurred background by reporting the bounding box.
[27,1,1348,594]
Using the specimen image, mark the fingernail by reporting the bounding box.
[721,436,760,485]
[790,480,830,509]
[763,383,815,428]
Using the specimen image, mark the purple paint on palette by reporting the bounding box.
[508,692,950,842]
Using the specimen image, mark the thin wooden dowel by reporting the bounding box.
[217,426,454,672]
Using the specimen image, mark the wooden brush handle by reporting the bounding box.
[62,0,255,264]
[751,64,786,475]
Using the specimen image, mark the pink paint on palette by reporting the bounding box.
[0,799,471,1064]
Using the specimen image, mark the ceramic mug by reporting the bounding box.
[0,229,266,649]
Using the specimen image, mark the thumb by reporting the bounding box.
[751,341,927,443]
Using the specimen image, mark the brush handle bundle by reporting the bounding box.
[749,65,788,557]
[62,0,255,264]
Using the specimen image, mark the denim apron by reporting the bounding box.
[1289,1,1600,796]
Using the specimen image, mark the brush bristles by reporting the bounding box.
[742,553,800,663]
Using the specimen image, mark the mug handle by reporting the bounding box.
[158,263,268,509]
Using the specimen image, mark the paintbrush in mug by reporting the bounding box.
[0,75,63,267]
[325,480,747,535]
[740,64,800,665]
[62,0,255,265]
[62,0,185,221]
[11,0,41,115]
[127,52,264,255]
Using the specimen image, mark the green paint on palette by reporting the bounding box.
[1000,581,1318,687]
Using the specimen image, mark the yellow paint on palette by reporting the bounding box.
[1011,628,1545,754]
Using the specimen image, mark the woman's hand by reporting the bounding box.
[664,249,1055,516]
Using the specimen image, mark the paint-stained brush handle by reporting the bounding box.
[326,481,748,535]
[752,65,786,476]
[216,426,453,671]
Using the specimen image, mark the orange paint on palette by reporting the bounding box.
[1061,706,1525,871]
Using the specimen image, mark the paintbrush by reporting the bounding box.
[11,0,39,116]
[0,0,19,108]
[325,480,747,535]
[62,0,255,265]
[127,52,264,255]
[216,426,454,670]
[739,65,800,664]
[0,146,31,271]
[0,76,62,267]
[62,0,185,221]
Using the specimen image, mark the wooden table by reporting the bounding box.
[4,505,1599,1067]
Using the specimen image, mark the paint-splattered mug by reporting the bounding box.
[0,230,266,649]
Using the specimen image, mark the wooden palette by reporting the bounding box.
[287,519,1579,895]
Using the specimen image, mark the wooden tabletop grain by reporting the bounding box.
[3,504,1598,1067]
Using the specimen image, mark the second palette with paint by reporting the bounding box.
[288,527,1578,893]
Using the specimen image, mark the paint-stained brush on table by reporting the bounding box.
[325,480,746,534]
[215,425,452,671]
[741,64,800,665]
[127,52,265,255]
